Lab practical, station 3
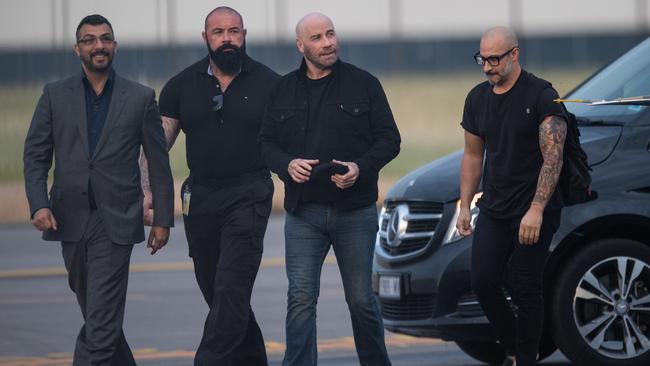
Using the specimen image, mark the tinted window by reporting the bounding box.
[567,38,650,124]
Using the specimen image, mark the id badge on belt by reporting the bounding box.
[182,183,191,216]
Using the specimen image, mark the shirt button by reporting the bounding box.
[354,108,359,113]
[89,164,94,170]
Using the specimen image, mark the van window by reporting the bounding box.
[567,38,650,124]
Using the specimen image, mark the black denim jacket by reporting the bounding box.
[259,59,401,212]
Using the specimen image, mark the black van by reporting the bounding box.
[372,38,650,365]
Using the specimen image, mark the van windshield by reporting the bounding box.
[566,37,650,124]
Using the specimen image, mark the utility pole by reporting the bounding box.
[509,0,522,34]
[636,0,650,34]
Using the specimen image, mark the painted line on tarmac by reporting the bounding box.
[0,256,337,279]
[0,335,445,366]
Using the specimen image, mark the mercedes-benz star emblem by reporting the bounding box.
[386,204,409,247]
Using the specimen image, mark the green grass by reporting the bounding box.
[378,67,598,177]
[1,67,597,183]
[0,86,42,182]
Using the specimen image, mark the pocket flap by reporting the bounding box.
[340,102,370,116]
[268,109,296,122]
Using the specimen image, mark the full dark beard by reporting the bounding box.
[207,42,245,75]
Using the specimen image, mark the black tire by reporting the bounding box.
[538,334,557,361]
[552,238,650,366]
[455,340,506,365]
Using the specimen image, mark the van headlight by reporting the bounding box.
[442,192,482,245]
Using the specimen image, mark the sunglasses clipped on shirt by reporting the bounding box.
[212,94,223,112]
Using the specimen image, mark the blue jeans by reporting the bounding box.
[283,203,391,366]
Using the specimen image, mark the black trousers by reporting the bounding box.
[61,210,135,366]
[470,210,561,366]
[183,177,273,366]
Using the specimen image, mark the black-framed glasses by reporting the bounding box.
[77,35,115,46]
[212,94,223,112]
[474,46,517,66]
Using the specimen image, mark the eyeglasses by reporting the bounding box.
[474,47,517,66]
[212,94,223,112]
[77,35,115,46]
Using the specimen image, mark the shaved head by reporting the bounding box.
[481,26,518,50]
[295,12,333,39]
[204,6,243,31]
[479,26,521,88]
[294,12,338,78]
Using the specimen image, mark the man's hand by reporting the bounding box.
[519,204,544,245]
[142,189,153,226]
[456,206,473,236]
[147,226,169,255]
[31,208,58,232]
[288,158,319,183]
[330,160,359,189]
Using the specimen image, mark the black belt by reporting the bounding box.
[192,170,270,190]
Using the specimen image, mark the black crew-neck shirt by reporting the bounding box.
[159,56,279,179]
[300,73,340,204]
[461,70,564,219]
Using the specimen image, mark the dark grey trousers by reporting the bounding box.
[61,210,136,366]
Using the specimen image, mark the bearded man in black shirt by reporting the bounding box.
[139,6,279,366]
[457,27,567,366]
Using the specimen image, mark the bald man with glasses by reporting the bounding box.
[457,27,567,366]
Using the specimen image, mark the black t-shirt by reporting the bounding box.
[300,73,340,204]
[159,56,279,179]
[461,70,564,219]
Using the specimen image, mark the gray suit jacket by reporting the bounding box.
[23,71,174,244]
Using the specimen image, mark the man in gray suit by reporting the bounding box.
[23,14,174,366]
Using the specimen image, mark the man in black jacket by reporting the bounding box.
[259,12,400,366]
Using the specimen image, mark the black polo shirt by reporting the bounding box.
[159,55,279,179]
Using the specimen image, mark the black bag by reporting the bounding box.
[557,103,594,206]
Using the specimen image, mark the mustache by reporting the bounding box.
[215,43,240,54]
[90,51,110,58]
[320,46,335,53]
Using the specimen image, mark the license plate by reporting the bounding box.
[379,275,402,300]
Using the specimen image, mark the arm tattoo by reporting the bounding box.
[140,117,181,193]
[139,152,151,191]
[533,115,567,208]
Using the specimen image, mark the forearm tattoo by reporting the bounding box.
[139,152,151,192]
[533,115,567,207]
[140,117,179,194]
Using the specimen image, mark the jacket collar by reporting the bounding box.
[297,57,341,82]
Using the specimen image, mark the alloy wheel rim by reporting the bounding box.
[573,256,650,359]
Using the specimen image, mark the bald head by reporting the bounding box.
[294,12,339,78]
[295,12,333,39]
[481,26,518,50]
[205,6,243,30]
[479,26,521,87]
